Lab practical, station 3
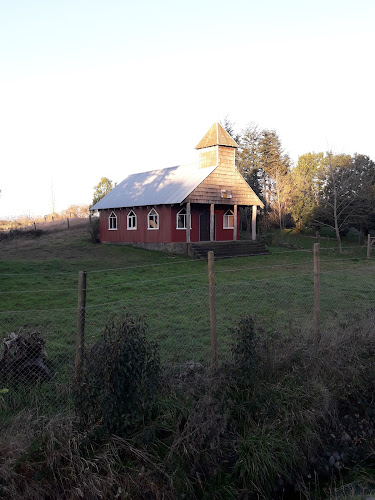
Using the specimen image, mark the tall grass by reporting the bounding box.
[2,312,375,498]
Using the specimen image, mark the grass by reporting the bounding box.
[3,311,375,498]
[1,220,375,413]
[1,223,375,498]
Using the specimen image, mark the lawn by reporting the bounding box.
[1,220,374,413]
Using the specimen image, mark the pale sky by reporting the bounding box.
[1,0,374,219]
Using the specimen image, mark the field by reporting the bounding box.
[1,219,375,413]
[2,220,375,498]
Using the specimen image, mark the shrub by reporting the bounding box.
[230,315,260,384]
[89,216,100,243]
[75,314,160,439]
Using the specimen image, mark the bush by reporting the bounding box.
[75,314,160,439]
[89,217,100,243]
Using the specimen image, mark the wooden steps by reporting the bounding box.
[188,240,269,260]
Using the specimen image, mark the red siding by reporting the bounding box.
[99,206,173,243]
[99,204,239,244]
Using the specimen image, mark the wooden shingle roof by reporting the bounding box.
[195,122,239,150]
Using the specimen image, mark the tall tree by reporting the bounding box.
[237,124,291,230]
[92,177,116,206]
[313,152,375,252]
[290,153,325,230]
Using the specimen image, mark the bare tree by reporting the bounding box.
[314,153,375,252]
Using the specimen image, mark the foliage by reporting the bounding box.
[91,177,116,207]
[89,216,100,243]
[3,312,375,498]
[60,204,89,218]
[313,152,375,251]
[76,313,160,439]
[290,152,326,230]
[236,123,291,230]
[230,315,260,384]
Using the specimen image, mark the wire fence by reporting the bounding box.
[1,248,375,416]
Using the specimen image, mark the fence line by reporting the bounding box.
[1,246,375,415]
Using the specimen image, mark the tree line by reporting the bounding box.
[221,118,375,251]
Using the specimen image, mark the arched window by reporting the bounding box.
[177,208,186,229]
[108,211,117,230]
[223,209,234,229]
[127,209,137,230]
[147,208,159,229]
[176,208,192,229]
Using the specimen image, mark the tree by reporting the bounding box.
[313,152,375,252]
[290,153,326,230]
[349,154,375,234]
[237,125,291,231]
[61,204,89,218]
[92,177,116,206]
[220,115,241,144]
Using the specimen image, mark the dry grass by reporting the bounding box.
[1,310,375,498]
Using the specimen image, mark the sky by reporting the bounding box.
[1,0,374,219]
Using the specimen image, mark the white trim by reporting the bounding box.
[176,208,192,230]
[147,208,159,230]
[223,209,234,229]
[127,209,137,230]
[108,211,117,230]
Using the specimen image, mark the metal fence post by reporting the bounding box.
[75,271,87,385]
[314,243,321,344]
[208,251,218,369]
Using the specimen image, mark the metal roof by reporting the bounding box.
[90,163,217,210]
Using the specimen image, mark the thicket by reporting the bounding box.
[1,313,375,499]
[75,313,160,439]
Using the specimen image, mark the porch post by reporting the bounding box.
[233,205,238,241]
[210,204,215,242]
[252,205,257,241]
[186,202,191,243]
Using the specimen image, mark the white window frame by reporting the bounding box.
[127,209,137,230]
[223,209,234,229]
[108,211,117,230]
[147,208,159,230]
[176,208,192,230]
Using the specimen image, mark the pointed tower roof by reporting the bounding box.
[195,122,239,150]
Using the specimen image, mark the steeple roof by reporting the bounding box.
[195,122,239,150]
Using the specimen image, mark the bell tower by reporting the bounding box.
[195,122,238,169]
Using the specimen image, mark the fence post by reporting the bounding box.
[367,234,371,259]
[208,251,218,369]
[67,218,70,229]
[75,271,87,385]
[314,243,321,344]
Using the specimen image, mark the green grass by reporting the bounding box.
[1,222,375,413]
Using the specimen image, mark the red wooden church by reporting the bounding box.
[90,123,264,257]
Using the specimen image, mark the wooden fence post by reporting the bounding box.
[314,243,321,344]
[75,271,87,385]
[367,234,371,259]
[67,218,70,229]
[208,251,218,369]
